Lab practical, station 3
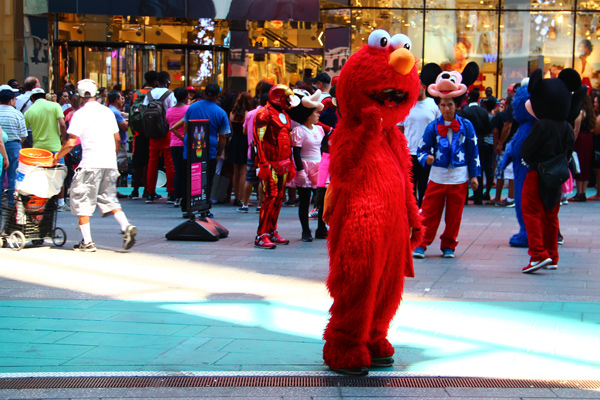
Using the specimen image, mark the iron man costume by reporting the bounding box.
[253,85,296,249]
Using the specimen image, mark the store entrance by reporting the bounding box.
[55,42,227,92]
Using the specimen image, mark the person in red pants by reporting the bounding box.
[520,68,578,273]
[253,85,296,249]
[144,71,176,203]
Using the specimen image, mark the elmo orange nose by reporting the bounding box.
[389,48,415,75]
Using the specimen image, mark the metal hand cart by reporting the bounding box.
[1,193,67,250]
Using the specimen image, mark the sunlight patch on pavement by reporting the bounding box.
[0,249,329,302]
[165,300,600,379]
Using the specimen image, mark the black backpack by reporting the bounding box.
[143,89,172,138]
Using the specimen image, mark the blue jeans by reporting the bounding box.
[2,141,21,207]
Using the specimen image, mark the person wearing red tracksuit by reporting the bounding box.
[253,85,296,249]
[144,71,176,203]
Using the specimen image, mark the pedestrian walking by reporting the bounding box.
[52,79,137,252]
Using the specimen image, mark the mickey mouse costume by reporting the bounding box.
[520,68,578,273]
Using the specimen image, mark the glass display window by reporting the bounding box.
[575,12,600,89]
[348,9,424,64]
[426,0,499,9]
[579,0,600,10]
[424,10,500,97]
[504,0,575,11]
[499,11,574,98]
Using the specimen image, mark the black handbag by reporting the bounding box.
[537,153,569,210]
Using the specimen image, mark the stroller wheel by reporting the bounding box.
[8,231,26,251]
[52,227,67,247]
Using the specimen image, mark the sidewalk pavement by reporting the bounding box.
[0,188,599,399]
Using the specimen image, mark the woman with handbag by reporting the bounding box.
[520,69,577,273]
[569,94,596,202]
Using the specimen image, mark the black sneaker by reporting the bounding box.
[128,190,140,200]
[166,195,176,204]
[73,241,97,252]
[122,224,137,250]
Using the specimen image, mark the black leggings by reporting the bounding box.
[298,187,327,233]
[298,187,312,233]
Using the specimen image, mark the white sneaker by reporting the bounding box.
[522,258,552,273]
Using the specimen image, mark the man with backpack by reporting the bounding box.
[142,71,176,203]
[128,71,157,200]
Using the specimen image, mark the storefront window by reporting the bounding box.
[579,0,600,10]
[424,10,499,96]
[575,12,600,88]
[499,11,574,97]
[504,0,575,10]
[348,9,424,63]
[426,0,499,9]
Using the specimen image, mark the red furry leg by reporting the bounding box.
[323,255,384,370]
[367,243,407,360]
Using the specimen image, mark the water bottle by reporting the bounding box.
[126,174,132,187]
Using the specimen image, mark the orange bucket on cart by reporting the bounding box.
[19,148,53,166]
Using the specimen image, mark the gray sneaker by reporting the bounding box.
[123,224,137,250]
[74,241,96,252]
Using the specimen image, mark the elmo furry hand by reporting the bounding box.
[322,29,423,376]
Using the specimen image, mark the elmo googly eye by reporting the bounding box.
[368,30,391,50]
[391,34,412,51]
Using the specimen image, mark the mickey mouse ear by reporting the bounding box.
[558,68,583,92]
[420,63,442,87]
[461,62,480,87]
[528,69,543,94]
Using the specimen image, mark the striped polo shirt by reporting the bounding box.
[0,104,28,142]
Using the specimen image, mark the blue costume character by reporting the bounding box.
[501,84,535,248]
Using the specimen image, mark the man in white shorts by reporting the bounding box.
[52,79,137,252]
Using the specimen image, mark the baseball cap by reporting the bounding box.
[187,86,195,92]
[310,72,331,84]
[205,83,221,97]
[31,87,45,95]
[77,79,98,98]
[0,88,16,102]
[0,84,19,93]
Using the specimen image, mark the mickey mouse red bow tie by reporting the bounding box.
[437,119,460,138]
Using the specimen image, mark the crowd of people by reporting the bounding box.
[1,68,599,256]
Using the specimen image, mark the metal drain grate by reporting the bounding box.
[1,376,599,390]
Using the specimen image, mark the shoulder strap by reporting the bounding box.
[20,97,31,112]
[146,90,155,102]
[157,90,172,102]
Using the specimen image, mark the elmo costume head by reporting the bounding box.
[336,29,420,128]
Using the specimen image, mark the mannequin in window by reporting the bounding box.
[573,39,594,88]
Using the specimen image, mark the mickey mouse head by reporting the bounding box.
[420,62,480,100]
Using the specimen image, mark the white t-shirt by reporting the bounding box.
[67,101,119,169]
[142,87,177,112]
[400,97,441,155]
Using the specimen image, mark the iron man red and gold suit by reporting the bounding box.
[253,85,296,249]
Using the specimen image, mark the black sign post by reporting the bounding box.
[165,119,228,241]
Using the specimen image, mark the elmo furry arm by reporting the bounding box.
[389,124,423,248]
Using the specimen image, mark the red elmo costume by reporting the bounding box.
[322,30,423,375]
